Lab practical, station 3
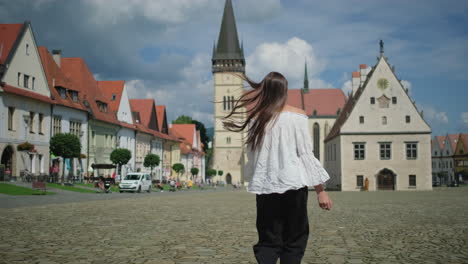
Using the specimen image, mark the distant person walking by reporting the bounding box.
[223,72,333,264]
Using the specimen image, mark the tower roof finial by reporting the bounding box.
[379,39,384,57]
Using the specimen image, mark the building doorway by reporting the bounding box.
[226,173,232,185]
[1,145,14,180]
[377,168,396,190]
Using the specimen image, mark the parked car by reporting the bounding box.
[119,173,152,193]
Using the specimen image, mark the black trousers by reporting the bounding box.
[253,187,309,264]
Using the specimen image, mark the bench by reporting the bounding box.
[32,181,47,194]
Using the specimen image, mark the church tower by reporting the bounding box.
[212,0,246,185]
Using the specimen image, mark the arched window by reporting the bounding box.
[324,122,330,137]
[313,123,320,161]
[231,96,234,110]
[382,116,387,125]
[223,96,226,110]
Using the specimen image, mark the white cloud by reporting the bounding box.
[246,37,329,89]
[400,80,412,94]
[125,53,214,127]
[84,0,216,25]
[461,112,468,129]
[422,105,449,124]
[341,80,352,95]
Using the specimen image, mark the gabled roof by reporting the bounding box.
[325,55,430,142]
[61,57,119,125]
[435,136,445,150]
[98,80,125,113]
[171,124,196,146]
[0,23,24,64]
[447,134,459,151]
[156,105,168,134]
[38,47,87,111]
[129,99,159,131]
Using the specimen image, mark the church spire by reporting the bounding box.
[212,0,245,73]
[304,60,309,89]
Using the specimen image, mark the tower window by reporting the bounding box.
[382,116,387,125]
[392,97,397,104]
[406,115,411,123]
[359,116,364,124]
[223,96,226,110]
[370,97,375,104]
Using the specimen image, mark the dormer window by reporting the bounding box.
[57,87,67,99]
[97,101,108,112]
[69,91,78,102]
[111,94,117,101]
[132,112,141,123]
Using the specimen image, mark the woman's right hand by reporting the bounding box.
[317,191,333,211]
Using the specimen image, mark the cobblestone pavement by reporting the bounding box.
[0,187,467,264]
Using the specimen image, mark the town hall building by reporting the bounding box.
[324,42,432,191]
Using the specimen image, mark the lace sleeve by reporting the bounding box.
[295,118,330,186]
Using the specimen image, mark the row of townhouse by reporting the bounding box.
[431,133,468,185]
[0,21,205,182]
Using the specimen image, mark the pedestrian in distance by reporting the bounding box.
[223,72,333,264]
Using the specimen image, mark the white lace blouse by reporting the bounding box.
[245,111,330,194]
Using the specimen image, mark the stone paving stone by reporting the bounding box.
[0,187,467,263]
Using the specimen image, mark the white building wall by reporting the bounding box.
[2,25,50,98]
[51,105,88,180]
[340,134,432,191]
[117,127,135,180]
[324,136,341,190]
[0,94,51,177]
[117,85,133,124]
[151,138,164,181]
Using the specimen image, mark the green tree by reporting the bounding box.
[110,148,132,180]
[172,115,209,152]
[190,167,199,179]
[206,169,216,178]
[50,133,81,183]
[217,170,224,177]
[144,154,160,179]
[172,163,185,180]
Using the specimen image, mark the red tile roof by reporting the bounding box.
[156,105,168,134]
[360,64,367,69]
[38,47,87,111]
[435,136,445,150]
[1,84,53,104]
[0,23,23,64]
[352,71,360,78]
[461,134,468,153]
[287,89,346,116]
[129,99,159,131]
[447,134,459,151]
[171,124,196,146]
[61,57,120,125]
[98,80,125,113]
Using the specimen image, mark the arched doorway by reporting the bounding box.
[377,168,396,190]
[1,145,14,180]
[226,173,232,185]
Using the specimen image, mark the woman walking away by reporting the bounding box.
[223,72,333,264]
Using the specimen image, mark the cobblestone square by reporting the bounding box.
[0,187,467,264]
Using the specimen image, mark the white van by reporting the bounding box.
[119,173,152,193]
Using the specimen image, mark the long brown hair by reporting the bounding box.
[223,72,288,151]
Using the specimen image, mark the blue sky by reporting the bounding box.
[1,0,467,135]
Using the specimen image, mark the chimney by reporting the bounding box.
[352,71,360,95]
[360,64,367,86]
[52,49,62,68]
